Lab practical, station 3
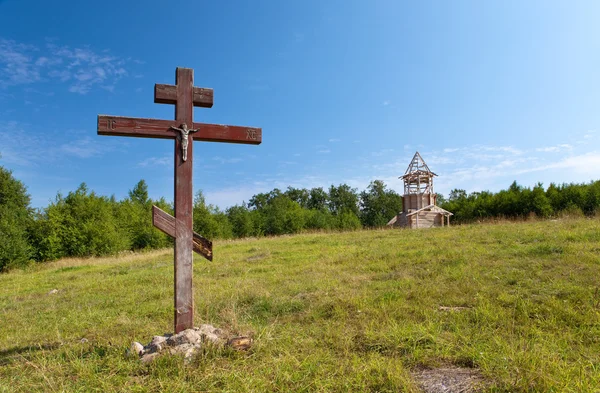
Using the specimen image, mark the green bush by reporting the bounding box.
[441,180,600,222]
[34,184,129,259]
[304,209,335,230]
[359,180,403,227]
[335,211,362,231]
[227,205,255,238]
[0,166,33,271]
[193,191,233,239]
[263,195,305,235]
[118,180,171,250]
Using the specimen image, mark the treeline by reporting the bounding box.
[1,173,175,271]
[195,180,402,240]
[440,180,600,223]
[0,165,402,271]
[2,162,600,271]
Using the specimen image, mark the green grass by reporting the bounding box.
[0,218,599,392]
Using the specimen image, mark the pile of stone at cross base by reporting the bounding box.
[130,324,252,363]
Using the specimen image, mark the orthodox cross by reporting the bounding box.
[97,67,261,333]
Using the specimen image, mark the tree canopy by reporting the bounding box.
[0,165,33,271]
[2,167,600,271]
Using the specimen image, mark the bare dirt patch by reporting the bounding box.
[412,367,487,393]
[246,252,270,261]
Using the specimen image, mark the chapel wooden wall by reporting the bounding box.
[402,193,437,213]
[407,212,444,228]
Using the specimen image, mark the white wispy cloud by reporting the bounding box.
[426,155,459,165]
[59,136,108,158]
[138,155,171,167]
[371,148,394,157]
[0,120,38,166]
[318,149,331,154]
[516,152,600,176]
[0,39,41,86]
[535,144,573,153]
[0,38,134,94]
[0,121,116,166]
[480,145,523,155]
[360,131,599,198]
[204,173,338,209]
[23,87,54,96]
[0,92,14,101]
[213,156,243,164]
[424,150,600,196]
[328,138,341,142]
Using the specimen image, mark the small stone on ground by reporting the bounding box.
[130,341,144,356]
[227,336,252,351]
[132,324,252,363]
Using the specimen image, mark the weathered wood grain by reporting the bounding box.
[152,205,213,261]
[155,84,214,108]
[98,115,174,139]
[194,123,262,145]
[173,67,195,334]
[97,115,262,144]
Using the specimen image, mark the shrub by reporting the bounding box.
[0,166,33,271]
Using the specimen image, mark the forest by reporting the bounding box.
[2,163,599,271]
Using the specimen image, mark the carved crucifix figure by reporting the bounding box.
[97,67,261,333]
[170,123,198,162]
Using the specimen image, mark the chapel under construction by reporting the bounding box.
[387,152,453,228]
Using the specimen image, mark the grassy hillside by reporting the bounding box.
[1,219,599,392]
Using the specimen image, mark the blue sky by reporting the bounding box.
[1,0,599,208]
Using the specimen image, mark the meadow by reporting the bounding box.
[0,218,598,392]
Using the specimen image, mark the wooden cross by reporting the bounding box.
[97,67,261,333]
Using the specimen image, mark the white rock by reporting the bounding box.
[145,342,162,354]
[196,324,225,344]
[184,344,202,361]
[48,289,58,295]
[166,329,201,347]
[202,332,221,344]
[137,325,228,363]
[196,324,217,334]
[173,343,194,354]
[131,341,144,356]
[151,335,167,346]
[140,352,159,363]
[144,335,168,353]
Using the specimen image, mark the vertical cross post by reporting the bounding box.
[172,68,194,332]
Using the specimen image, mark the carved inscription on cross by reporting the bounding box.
[97,67,261,333]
